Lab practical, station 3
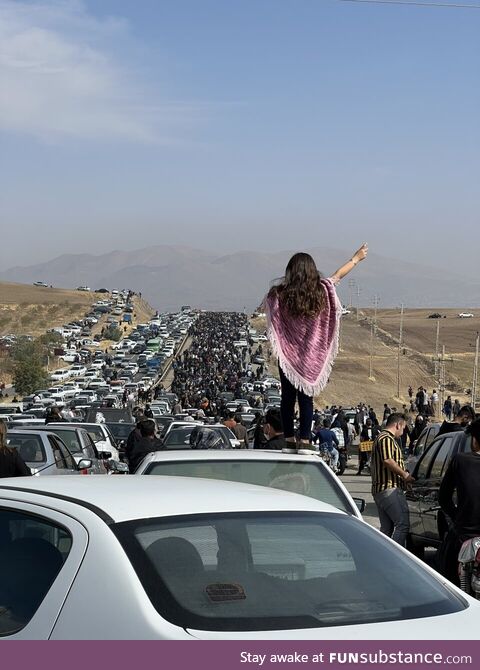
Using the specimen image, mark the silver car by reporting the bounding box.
[0,477,478,639]
[22,426,107,475]
[7,430,90,476]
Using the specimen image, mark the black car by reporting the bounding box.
[405,422,442,473]
[428,313,443,319]
[406,430,471,557]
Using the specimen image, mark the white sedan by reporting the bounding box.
[0,477,478,639]
[134,449,364,518]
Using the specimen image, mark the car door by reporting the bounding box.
[420,436,456,544]
[406,440,442,542]
[0,500,88,639]
[48,436,77,475]
[79,431,107,474]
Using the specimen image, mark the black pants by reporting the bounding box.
[437,528,462,586]
[279,366,313,440]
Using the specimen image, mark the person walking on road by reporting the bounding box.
[357,418,380,475]
[371,413,415,547]
[264,243,368,451]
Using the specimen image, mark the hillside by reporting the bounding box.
[0,281,156,338]
[0,282,99,337]
[255,309,479,410]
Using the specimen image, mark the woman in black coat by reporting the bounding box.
[0,421,32,478]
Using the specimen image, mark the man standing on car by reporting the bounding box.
[371,413,415,547]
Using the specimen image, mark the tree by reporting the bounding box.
[13,357,49,395]
[103,325,122,342]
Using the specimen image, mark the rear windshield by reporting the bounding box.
[7,434,46,463]
[143,459,355,516]
[113,512,465,632]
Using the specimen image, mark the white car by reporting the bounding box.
[33,281,49,288]
[69,365,87,377]
[458,313,474,318]
[76,286,91,292]
[135,449,364,518]
[0,477,479,639]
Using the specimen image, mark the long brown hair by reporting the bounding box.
[269,252,325,318]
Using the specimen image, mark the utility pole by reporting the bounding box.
[348,279,356,309]
[432,346,454,411]
[472,332,479,410]
[396,303,405,398]
[369,296,380,380]
[434,319,440,382]
[356,285,361,322]
[369,318,374,380]
[373,295,380,334]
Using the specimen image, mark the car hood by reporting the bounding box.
[187,603,480,639]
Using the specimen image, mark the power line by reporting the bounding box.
[339,0,480,9]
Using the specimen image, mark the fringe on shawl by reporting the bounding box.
[265,293,342,398]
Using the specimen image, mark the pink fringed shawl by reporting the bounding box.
[265,278,342,397]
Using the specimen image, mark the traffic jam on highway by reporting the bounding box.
[0,298,479,639]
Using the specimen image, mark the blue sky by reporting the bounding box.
[0,0,479,272]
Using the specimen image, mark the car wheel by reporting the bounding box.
[406,534,425,559]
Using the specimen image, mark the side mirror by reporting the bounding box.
[77,459,93,471]
[353,497,366,514]
[98,451,112,460]
[108,460,129,474]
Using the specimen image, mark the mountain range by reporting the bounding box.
[1,245,479,312]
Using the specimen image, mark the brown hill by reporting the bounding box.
[0,282,99,337]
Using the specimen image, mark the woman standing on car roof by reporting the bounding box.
[264,244,368,451]
[0,421,32,478]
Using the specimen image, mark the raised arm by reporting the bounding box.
[331,243,368,283]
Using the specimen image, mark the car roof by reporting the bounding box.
[138,449,333,465]
[0,476,345,523]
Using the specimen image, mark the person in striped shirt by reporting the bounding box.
[371,413,415,547]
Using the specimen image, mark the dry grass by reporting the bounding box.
[0,282,97,337]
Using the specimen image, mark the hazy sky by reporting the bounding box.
[1,0,479,274]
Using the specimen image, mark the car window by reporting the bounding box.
[6,435,46,463]
[79,431,98,459]
[48,436,68,469]
[56,438,77,470]
[50,430,82,457]
[114,512,465,632]
[144,460,356,515]
[415,440,442,479]
[413,429,428,457]
[0,509,72,636]
[429,437,455,480]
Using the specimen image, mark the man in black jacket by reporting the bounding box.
[439,418,480,584]
[127,420,162,473]
[263,408,287,450]
[437,405,475,438]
